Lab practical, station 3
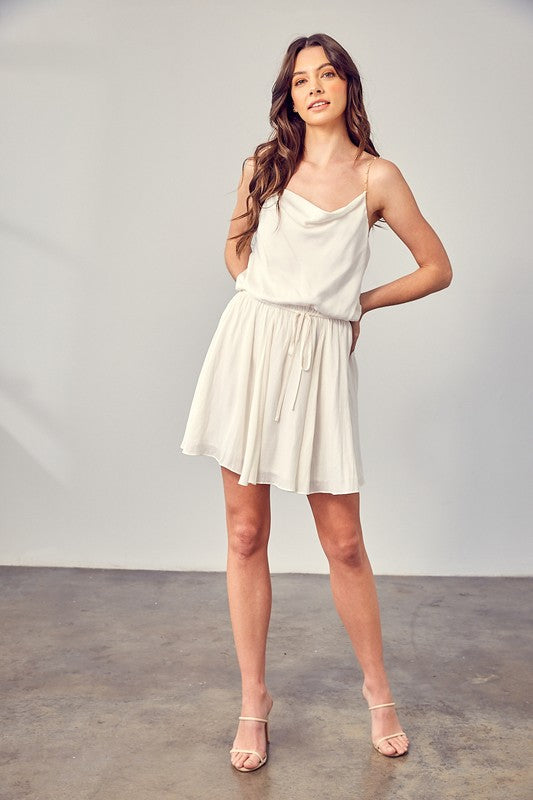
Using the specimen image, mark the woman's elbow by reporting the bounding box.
[441,264,453,289]
[434,266,452,291]
[433,256,453,291]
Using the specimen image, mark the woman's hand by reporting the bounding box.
[349,319,361,355]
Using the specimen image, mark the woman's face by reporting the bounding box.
[290,46,347,125]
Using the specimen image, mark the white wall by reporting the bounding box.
[1,0,531,575]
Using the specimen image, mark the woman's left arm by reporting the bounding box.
[359,158,453,318]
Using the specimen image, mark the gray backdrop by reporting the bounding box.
[0,0,531,575]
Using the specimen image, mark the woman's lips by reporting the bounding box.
[308,101,330,111]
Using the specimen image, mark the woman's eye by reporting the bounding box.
[295,71,335,86]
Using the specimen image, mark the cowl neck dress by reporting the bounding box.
[180,156,378,494]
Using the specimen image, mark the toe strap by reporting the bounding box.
[230,747,265,761]
[374,731,407,746]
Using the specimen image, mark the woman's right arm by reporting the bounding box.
[224,157,255,280]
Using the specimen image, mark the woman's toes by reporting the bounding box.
[378,740,396,755]
[392,735,409,754]
[376,735,410,755]
[231,750,261,770]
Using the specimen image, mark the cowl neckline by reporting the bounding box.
[271,187,368,227]
[282,187,367,216]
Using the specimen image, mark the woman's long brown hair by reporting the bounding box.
[229,33,382,258]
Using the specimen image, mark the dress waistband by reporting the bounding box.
[251,293,335,320]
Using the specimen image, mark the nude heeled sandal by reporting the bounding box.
[229,716,270,772]
[368,702,409,757]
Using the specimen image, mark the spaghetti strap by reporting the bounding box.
[364,155,378,193]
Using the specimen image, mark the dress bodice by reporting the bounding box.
[235,184,372,322]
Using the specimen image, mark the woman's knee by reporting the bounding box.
[323,530,366,568]
[228,518,269,559]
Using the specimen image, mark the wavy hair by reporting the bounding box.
[229,33,383,257]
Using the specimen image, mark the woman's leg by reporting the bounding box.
[221,466,274,769]
[307,490,409,756]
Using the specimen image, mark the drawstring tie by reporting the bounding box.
[274,309,317,422]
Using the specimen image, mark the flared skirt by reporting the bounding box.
[179,289,365,494]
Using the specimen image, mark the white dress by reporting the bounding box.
[180,157,378,494]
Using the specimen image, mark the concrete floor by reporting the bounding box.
[0,567,531,800]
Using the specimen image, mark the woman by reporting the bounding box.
[180,33,452,771]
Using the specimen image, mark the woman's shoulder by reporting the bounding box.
[238,156,257,188]
[369,155,405,181]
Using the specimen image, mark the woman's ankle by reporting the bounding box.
[362,674,392,697]
[241,682,269,697]
[241,683,271,707]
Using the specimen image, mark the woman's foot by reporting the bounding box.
[230,688,274,771]
[361,681,409,756]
